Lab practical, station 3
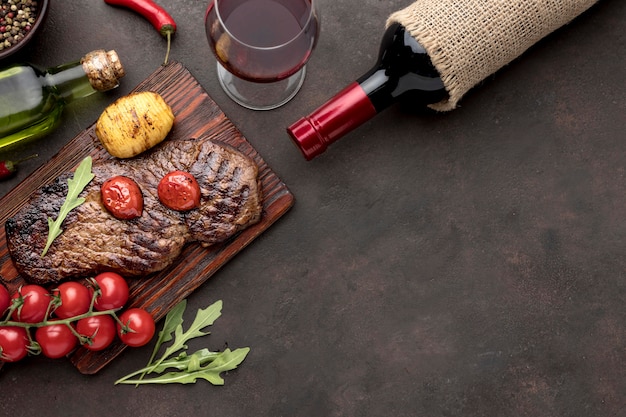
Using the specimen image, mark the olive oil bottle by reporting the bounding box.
[0,50,125,150]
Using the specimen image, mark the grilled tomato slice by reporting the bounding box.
[101,175,143,220]
[157,170,201,211]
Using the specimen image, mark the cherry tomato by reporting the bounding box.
[117,308,155,347]
[0,326,29,362]
[101,175,144,220]
[0,284,10,316]
[11,284,50,323]
[157,170,201,211]
[76,315,116,351]
[35,323,78,359]
[90,272,129,311]
[52,282,91,319]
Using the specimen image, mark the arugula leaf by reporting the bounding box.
[195,347,250,385]
[41,156,95,256]
[153,349,222,373]
[140,299,187,379]
[132,300,187,384]
[115,348,221,383]
[116,299,248,387]
[156,300,222,368]
[116,348,250,385]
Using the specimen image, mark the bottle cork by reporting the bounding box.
[81,50,126,92]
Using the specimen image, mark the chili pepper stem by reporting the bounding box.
[12,154,39,165]
[103,1,176,66]
[0,154,38,180]
[163,31,172,65]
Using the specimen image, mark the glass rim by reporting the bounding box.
[208,0,317,51]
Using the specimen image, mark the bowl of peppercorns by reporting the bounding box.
[0,0,49,60]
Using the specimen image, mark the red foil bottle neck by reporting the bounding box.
[286,82,377,160]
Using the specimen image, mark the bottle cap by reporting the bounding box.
[81,50,126,92]
[287,82,378,160]
[287,117,326,161]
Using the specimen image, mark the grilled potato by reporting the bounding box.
[95,91,175,158]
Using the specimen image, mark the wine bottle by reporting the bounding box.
[288,0,599,160]
[287,23,447,160]
[0,50,125,150]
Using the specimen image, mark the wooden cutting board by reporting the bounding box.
[0,62,294,374]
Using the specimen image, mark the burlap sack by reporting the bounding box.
[387,0,599,111]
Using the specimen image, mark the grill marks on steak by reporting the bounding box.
[5,137,263,285]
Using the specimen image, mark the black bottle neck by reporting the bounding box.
[358,23,447,112]
[286,24,448,160]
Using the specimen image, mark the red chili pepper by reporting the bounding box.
[104,0,177,65]
[0,154,37,180]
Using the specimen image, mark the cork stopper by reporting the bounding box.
[81,50,125,92]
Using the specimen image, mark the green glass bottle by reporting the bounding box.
[0,49,125,149]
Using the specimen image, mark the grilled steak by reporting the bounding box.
[5,137,263,285]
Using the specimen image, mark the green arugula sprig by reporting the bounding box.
[115,300,250,386]
[41,156,95,256]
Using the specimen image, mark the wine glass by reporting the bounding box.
[205,0,320,111]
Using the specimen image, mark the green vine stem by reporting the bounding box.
[0,284,133,349]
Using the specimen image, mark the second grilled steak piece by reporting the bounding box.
[5,137,263,285]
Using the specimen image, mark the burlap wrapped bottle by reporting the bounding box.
[288,0,600,159]
[387,0,599,111]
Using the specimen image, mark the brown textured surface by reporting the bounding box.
[6,136,263,284]
[0,62,294,374]
[387,0,599,111]
[0,1,624,416]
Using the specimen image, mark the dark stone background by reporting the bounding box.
[1,1,624,416]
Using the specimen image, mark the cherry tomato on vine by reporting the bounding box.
[0,326,29,362]
[117,308,155,347]
[101,175,144,220]
[35,323,78,359]
[90,272,129,311]
[11,284,50,323]
[76,315,117,351]
[52,282,91,319]
[157,170,201,211]
[0,283,10,316]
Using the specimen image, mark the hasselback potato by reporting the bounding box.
[95,91,175,158]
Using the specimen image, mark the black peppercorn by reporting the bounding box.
[0,0,38,51]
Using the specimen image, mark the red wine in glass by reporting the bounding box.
[205,0,320,110]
